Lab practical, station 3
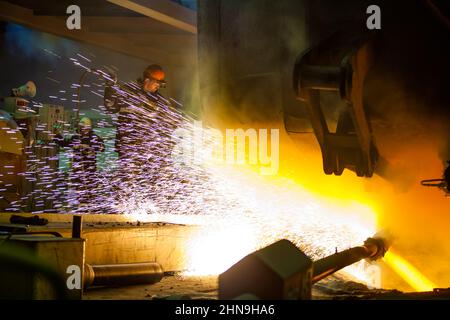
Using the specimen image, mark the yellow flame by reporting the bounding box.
[384,250,437,292]
[181,166,378,285]
[184,221,259,276]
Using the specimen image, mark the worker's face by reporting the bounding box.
[80,125,91,135]
[143,78,161,94]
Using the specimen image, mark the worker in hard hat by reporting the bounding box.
[72,117,105,172]
[54,117,105,211]
[103,65,183,193]
[104,64,178,161]
[55,117,105,173]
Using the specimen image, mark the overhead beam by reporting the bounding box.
[32,6,142,17]
[85,31,197,58]
[82,16,187,34]
[107,0,197,34]
[6,0,135,17]
[124,33,196,49]
[0,1,191,66]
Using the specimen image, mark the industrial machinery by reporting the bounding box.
[1,81,37,121]
[421,162,450,196]
[197,0,450,182]
[312,236,387,283]
[0,81,37,211]
[0,81,36,152]
[0,82,77,212]
[219,235,389,300]
[197,0,382,178]
[293,31,378,177]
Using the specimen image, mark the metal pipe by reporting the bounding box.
[312,236,388,283]
[84,262,164,288]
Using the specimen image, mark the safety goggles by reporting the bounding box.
[147,77,167,88]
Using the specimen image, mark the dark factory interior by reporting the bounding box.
[0,0,449,303]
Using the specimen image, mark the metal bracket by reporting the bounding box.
[293,31,378,177]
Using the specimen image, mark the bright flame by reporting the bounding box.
[184,221,258,276]
[180,166,378,285]
[384,249,437,292]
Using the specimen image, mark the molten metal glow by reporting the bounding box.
[384,250,437,292]
[185,220,259,276]
[178,166,378,285]
[112,118,381,285]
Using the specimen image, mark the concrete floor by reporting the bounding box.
[84,275,218,300]
[83,274,450,300]
[82,274,379,300]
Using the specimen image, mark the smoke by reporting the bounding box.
[362,68,450,290]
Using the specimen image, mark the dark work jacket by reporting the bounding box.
[54,131,104,173]
[104,81,181,162]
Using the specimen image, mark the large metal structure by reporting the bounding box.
[293,31,378,177]
[197,0,380,178]
[197,0,450,180]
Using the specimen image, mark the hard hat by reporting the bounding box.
[143,64,167,86]
[79,117,92,128]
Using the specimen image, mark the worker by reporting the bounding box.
[104,64,178,161]
[55,117,105,173]
[103,65,183,194]
[54,117,105,210]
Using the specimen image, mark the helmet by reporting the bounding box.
[79,117,92,128]
[143,64,167,87]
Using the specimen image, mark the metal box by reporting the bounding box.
[0,235,85,300]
